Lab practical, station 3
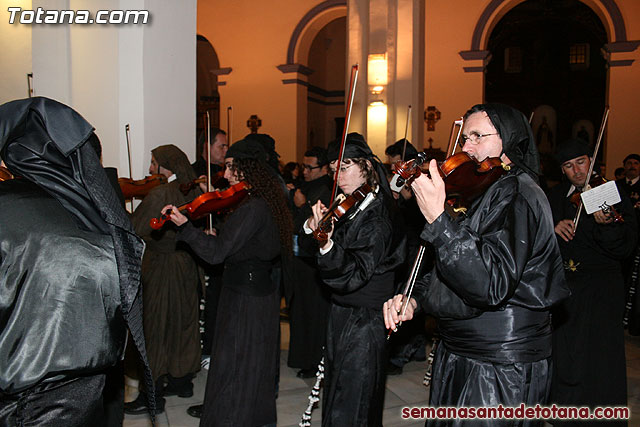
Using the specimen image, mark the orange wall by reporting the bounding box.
[197,0,327,163]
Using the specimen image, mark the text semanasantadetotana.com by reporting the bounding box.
[402,404,630,421]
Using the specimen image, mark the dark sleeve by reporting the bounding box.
[131,188,166,238]
[591,185,638,259]
[176,200,264,265]
[420,186,535,309]
[317,215,392,293]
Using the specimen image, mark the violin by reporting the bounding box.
[569,174,624,223]
[150,181,250,230]
[313,183,373,242]
[118,174,167,199]
[0,166,14,181]
[391,151,509,212]
[179,171,228,195]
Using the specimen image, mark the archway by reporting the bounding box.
[483,0,608,181]
[278,0,347,159]
[196,35,220,157]
[485,0,607,143]
[306,17,347,149]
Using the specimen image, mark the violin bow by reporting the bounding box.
[206,111,214,231]
[446,118,464,157]
[124,124,134,212]
[227,106,233,144]
[387,244,425,339]
[27,73,34,98]
[330,64,359,202]
[572,106,610,231]
[401,105,412,161]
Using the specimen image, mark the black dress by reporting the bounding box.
[412,169,570,427]
[548,180,637,426]
[315,189,406,426]
[177,196,281,427]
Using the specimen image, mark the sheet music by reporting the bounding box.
[580,180,621,214]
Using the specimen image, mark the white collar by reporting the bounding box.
[627,176,639,186]
[566,184,576,198]
[167,174,177,183]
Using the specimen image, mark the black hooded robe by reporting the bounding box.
[0,97,153,423]
[410,104,569,427]
[131,176,202,386]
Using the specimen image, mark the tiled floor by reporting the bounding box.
[124,323,640,427]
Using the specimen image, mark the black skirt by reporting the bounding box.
[200,285,280,427]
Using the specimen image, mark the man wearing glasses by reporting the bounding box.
[384,103,569,425]
[287,146,334,378]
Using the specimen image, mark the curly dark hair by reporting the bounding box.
[233,158,293,255]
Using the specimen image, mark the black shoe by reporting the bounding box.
[296,368,316,378]
[163,382,194,398]
[386,363,403,376]
[124,394,165,415]
[187,404,203,418]
[411,353,427,362]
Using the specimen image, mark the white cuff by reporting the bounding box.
[319,240,333,255]
[303,218,313,235]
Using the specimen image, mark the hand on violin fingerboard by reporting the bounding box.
[310,200,333,250]
[411,160,446,223]
[161,204,188,227]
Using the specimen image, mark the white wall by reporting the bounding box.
[0,0,33,103]
[2,0,196,180]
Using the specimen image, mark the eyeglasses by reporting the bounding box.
[330,164,356,174]
[302,164,322,171]
[461,131,499,146]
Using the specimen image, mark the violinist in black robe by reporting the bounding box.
[162,137,293,427]
[384,103,569,426]
[0,97,154,424]
[548,139,637,426]
[305,133,406,426]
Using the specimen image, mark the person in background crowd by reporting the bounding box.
[384,138,429,375]
[192,128,228,179]
[287,146,333,378]
[549,139,636,426]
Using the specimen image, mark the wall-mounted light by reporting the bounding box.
[368,53,387,94]
[368,100,387,123]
